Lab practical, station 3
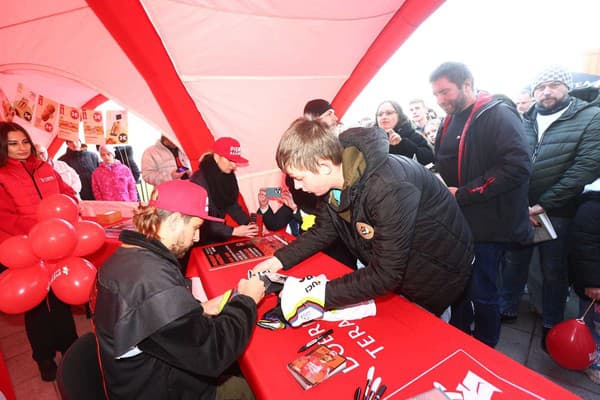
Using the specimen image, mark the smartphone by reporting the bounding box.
[265,187,282,198]
[176,166,189,173]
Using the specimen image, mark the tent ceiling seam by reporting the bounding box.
[0,6,89,30]
[180,74,350,81]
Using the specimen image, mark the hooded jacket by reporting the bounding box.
[522,91,600,217]
[94,230,257,400]
[141,139,191,187]
[92,160,138,201]
[274,127,474,315]
[435,93,532,242]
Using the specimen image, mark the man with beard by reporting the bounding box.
[430,62,531,348]
[500,65,600,350]
[94,180,265,399]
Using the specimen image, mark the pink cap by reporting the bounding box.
[149,180,224,222]
[213,137,248,164]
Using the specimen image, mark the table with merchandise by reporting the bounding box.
[188,242,580,400]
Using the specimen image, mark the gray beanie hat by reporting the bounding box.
[531,65,573,94]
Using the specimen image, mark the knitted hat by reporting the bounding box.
[303,99,332,118]
[531,65,573,94]
[213,137,248,164]
[149,180,224,222]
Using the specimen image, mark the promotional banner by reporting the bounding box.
[57,104,81,142]
[105,110,128,144]
[12,83,36,123]
[0,87,15,122]
[82,109,105,145]
[33,95,59,135]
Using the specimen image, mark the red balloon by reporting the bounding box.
[29,218,78,261]
[546,319,596,370]
[37,194,79,224]
[0,235,39,269]
[51,257,97,305]
[0,265,50,314]
[72,220,106,256]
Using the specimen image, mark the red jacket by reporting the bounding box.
[0,155,76,243]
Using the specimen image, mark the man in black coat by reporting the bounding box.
[94,180,265,399]
[58,139,99,200]
[430,62,531,347]
[254,119,473,318]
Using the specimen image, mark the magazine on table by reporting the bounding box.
[287,345,346,390]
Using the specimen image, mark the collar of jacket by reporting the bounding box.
[118,229,181,268]
[327,146,367,223]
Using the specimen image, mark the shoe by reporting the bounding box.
[541,327,550,353]
[500,313,518,323]
[584,366,600,385]
[37,359,57,382]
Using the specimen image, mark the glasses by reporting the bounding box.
[376,110,397,118]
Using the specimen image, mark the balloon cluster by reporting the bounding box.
[0,194,105,314]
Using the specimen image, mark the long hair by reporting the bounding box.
[375,100,409,132]
[0,121,37,167]
[133,188,193,241]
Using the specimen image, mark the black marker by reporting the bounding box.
[297,328,334,352]
[362,366,374,400]
[367,377,381,400]
[353,386,361,400]
[373,384,387,400]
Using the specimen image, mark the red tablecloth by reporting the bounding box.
[188,247,580,400]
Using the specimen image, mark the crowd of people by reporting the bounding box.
[1,61,599,397]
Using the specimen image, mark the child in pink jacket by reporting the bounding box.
[92,145,138,201]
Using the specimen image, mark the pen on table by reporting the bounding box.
[353,386,361,400]
[297,328,334,352]
[362,366,374,400]
[373,384,387,400]
[367,376,381,400]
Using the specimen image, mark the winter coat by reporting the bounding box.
[435,93,532,243]
[94,230,256,400]
[385,120,434,165]
[114,145,141,183]
[141,139,191,186]
[92,160,138,201]
[50,159,82,195]
[0,155,76,242]
[522,94,600,217]
[275,127,474,316]
[58,148,99,200]
[570,192,600,301]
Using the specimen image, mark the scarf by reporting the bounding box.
[200,155,239,208]
[535,96,571,115]
[118,229,181,268]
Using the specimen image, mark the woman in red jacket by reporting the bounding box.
[0,122,78,381]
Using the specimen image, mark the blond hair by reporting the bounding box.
[276,118,342,173]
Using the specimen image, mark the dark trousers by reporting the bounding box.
[450,242,506,347]
[25,290,78,362]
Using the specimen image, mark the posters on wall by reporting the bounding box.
[82,108,105,145]
[33,95,59,135]
[105,110,128,144]
[0,88,15,122]
[57,104,81,142]
[12,83,36,123]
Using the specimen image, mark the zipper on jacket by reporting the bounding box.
[21,162,43,199]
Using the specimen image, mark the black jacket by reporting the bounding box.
[274,127,474,315]
[388,121,434,166]
[58,149,99,200]
[570,192,600,301]
[435,93,532,243]
[94,230,256,400]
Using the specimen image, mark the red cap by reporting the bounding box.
[213,137,248,164]
[149,180,224,222]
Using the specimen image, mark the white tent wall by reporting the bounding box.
[1,0,443,212]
